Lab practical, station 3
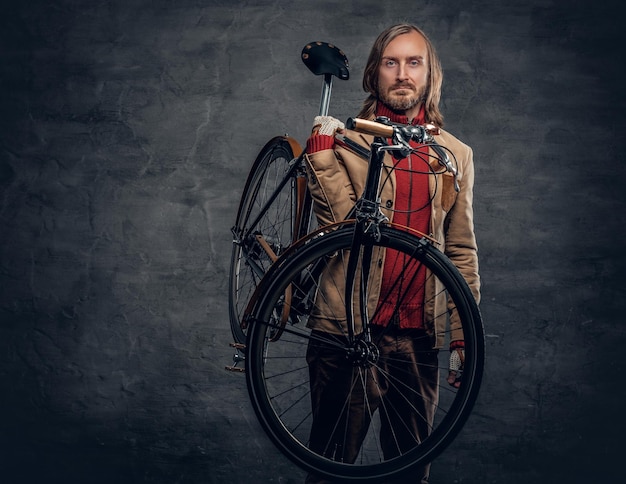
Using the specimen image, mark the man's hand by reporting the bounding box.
[447,347,465,388]
[313,116,345,136]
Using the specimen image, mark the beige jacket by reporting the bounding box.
[304,127,480,348]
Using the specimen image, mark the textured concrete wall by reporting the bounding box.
[1,0,624,483]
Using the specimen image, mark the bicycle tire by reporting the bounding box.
[229,136,310,344]
[245,224,484,482]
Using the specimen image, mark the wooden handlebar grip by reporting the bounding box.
[345,118,394,138]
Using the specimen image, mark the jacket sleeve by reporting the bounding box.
[444,145,480,305]
[443,144,481,346]
[304,146,359,226]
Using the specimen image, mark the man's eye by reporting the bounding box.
[385,60,396,67]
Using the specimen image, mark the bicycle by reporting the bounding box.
[228,41,485,482]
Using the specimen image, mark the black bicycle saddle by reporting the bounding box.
[301,42,349,80]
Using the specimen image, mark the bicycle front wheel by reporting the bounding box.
[229,136,309,344]
[245,224,484,482]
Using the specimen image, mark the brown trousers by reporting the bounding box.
[305,327,439,484]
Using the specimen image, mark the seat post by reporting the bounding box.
[318,73,333,116]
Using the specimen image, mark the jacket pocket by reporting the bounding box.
[441,174,458,212]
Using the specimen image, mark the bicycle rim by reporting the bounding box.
[245,225,484,482]
[229,138,299,344]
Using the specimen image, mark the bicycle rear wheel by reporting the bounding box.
[245,224,484,482]
[229,136,312,344]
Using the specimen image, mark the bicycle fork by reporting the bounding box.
[343,137,421,351]
[343,140,388,346]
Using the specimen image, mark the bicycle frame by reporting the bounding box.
[298,130,451,346]
[227,40,458,360]
[240,124,452,348]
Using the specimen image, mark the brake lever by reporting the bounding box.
[395,127,460,193]
[372,118,460,191]
[431,144,460,192]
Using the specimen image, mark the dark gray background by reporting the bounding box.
[1,0,624,483]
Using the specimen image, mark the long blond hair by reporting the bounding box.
[357,23,444,127]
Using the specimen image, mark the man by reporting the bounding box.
[303,23,480,483]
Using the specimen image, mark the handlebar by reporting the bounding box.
[345,118,394,138]
[344,116,459,192]
[346,117,441,140]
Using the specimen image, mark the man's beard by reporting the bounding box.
[379,84,426,112]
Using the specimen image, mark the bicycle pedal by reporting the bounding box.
[225,344,246,373]
[225,365,245,373]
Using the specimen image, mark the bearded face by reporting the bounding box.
[376,31,429,119]
[378,82,426,113]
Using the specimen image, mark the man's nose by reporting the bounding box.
[396,63,409,80]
